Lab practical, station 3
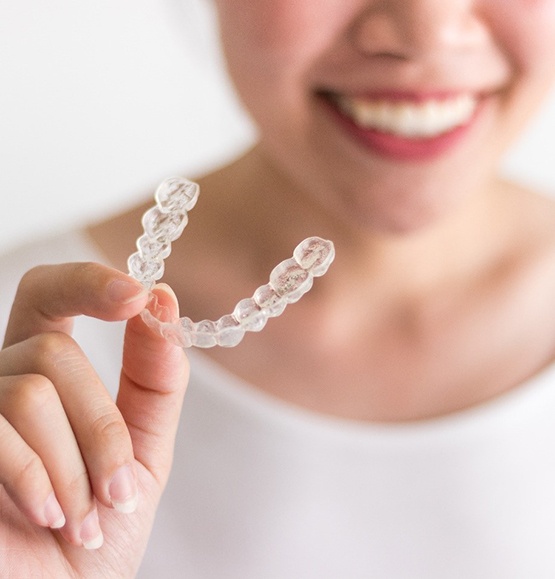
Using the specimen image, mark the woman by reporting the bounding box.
[2,0,555,576]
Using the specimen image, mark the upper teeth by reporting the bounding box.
[335,94,477,138]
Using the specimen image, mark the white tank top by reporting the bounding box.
[3,231,555,578]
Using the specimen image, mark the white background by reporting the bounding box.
[1,0,555,255]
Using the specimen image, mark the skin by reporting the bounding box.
[215,0,555,231]
[2,0,555,574]
[0,273,188,576]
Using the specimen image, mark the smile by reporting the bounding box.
[332,93,478,138]
[321,91,482,161]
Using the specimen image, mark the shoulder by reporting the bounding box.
[495,183,555,364]
[500,181,555,271]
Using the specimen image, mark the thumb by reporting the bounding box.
[117,283,189,487]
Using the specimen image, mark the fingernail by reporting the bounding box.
[44,492,66,529]
[80,508,104,550]
[109,464,138,514]
[107,280,148,304]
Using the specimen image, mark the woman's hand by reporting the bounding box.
[0,263,189,578]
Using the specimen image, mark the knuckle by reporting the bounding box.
[31,331,80,367]
[8,452,45,491]
[17,265,49,297]
[66,468,92,497]
[5,374,56,414]
[89,409,129,446]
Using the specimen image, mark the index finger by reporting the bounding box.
[4,262,149,348]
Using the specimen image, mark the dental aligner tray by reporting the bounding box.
[128,177,335,348]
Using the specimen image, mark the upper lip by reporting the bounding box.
[318,88,490,103]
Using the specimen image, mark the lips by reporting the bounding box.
[320,91,482,161]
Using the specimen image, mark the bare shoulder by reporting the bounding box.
[503,180,555,271]
[498,181,555,351]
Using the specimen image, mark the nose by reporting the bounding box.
[352,0,489,60]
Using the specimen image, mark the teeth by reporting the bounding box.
[335,94,477,138]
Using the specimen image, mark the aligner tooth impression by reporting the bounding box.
[128,176,335,348]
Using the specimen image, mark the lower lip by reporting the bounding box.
[321,96,481,162]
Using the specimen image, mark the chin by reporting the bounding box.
[341,185,464,236]
[358,210,445,236]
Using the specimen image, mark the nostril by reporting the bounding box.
[350,3,490,60]
[349,7,412,59]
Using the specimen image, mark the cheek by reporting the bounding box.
[216,0,352,74]
[484,0,555,74]
[216,1,301,109]
[216,0,347,126]
[217,1,313,60]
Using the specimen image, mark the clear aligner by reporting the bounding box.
[128,176,335,348]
